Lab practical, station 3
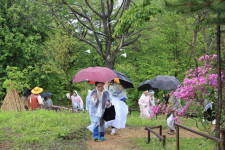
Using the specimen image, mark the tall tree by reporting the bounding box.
[42,0,159,68]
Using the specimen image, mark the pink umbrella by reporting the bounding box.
[73,67,117,83]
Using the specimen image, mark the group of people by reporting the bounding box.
[65,80,128,141]
[83,80,128,141]
[138,90,182,135]
[24,82,214,139]
[23,87,53,110]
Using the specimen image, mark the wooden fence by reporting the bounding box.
[175,122,225,150]
[145,125,166,148]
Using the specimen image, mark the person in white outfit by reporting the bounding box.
[104,80,128,135]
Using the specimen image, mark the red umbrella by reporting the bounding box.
[73,67,117,83]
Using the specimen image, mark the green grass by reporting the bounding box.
[0,109,90,150]
[133,137,216,150]
[127,111,168,128]
[0,110,217,150]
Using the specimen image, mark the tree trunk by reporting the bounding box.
[216,12,222,150]
[191,29,199,70]
[105,55,115,69]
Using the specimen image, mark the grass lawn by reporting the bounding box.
[0,110,218,150]
[0,109,90,150]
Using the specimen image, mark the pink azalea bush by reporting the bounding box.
[150,54,223,119]
[174,54,222,116]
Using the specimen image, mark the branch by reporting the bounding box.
[62,0,105,54]
[62,0,89,19]
[72,33,103,57]
[101,0,106,17]
[112,36,125,56]
[45,1,68,31]
[111,0,125,21]
[106,0,114,18]
[122,34,141,47]
[108,0,114,17]
[77,5,108,37]
[85,0,102,17]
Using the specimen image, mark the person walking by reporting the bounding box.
[87,82,112,141]
[166,90,182,135]
[138,90,151,118]
[104,80,128,135]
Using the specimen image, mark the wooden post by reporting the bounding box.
[159,126,162,142]
[162,135,166,148]
[176,126,180,150]
[219,128,225,150]
[147,130,150,143]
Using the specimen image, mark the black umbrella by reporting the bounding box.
[40,92,52,98]
[138,75,181,91]
[113,70,134,89]
[138,80,152,91]
[149,75,181,90]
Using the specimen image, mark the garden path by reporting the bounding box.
[88,127,202,150]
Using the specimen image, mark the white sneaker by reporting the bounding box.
[111,128,117,135]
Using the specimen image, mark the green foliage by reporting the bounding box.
[0,0,54,98]
[2,66,30,91]
[114,0,161,36]
[0,110,90,149]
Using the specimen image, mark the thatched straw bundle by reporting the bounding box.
[1,88,25,112]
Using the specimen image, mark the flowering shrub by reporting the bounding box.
[150,54,223,119]
[174,54,222,116]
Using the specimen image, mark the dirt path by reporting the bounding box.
[87,127,202,150]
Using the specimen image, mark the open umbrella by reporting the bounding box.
[138,75,181,91]
[149,75,181,90]
[112,70,134,89]
[138,80,152,91]
[40,92,52,98]
[73,67,117,83]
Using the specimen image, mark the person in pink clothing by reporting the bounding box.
[71,91,84,112]
[138,90,151,118]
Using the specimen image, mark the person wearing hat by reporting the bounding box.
[104,80,128,135]
[28,87,44,110]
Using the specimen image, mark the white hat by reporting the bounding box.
[149,90,155,94]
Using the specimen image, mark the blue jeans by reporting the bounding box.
[93,125,104,138]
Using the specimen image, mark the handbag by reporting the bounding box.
[103,105,116,121]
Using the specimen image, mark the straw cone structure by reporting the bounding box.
[1,88,25,112]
